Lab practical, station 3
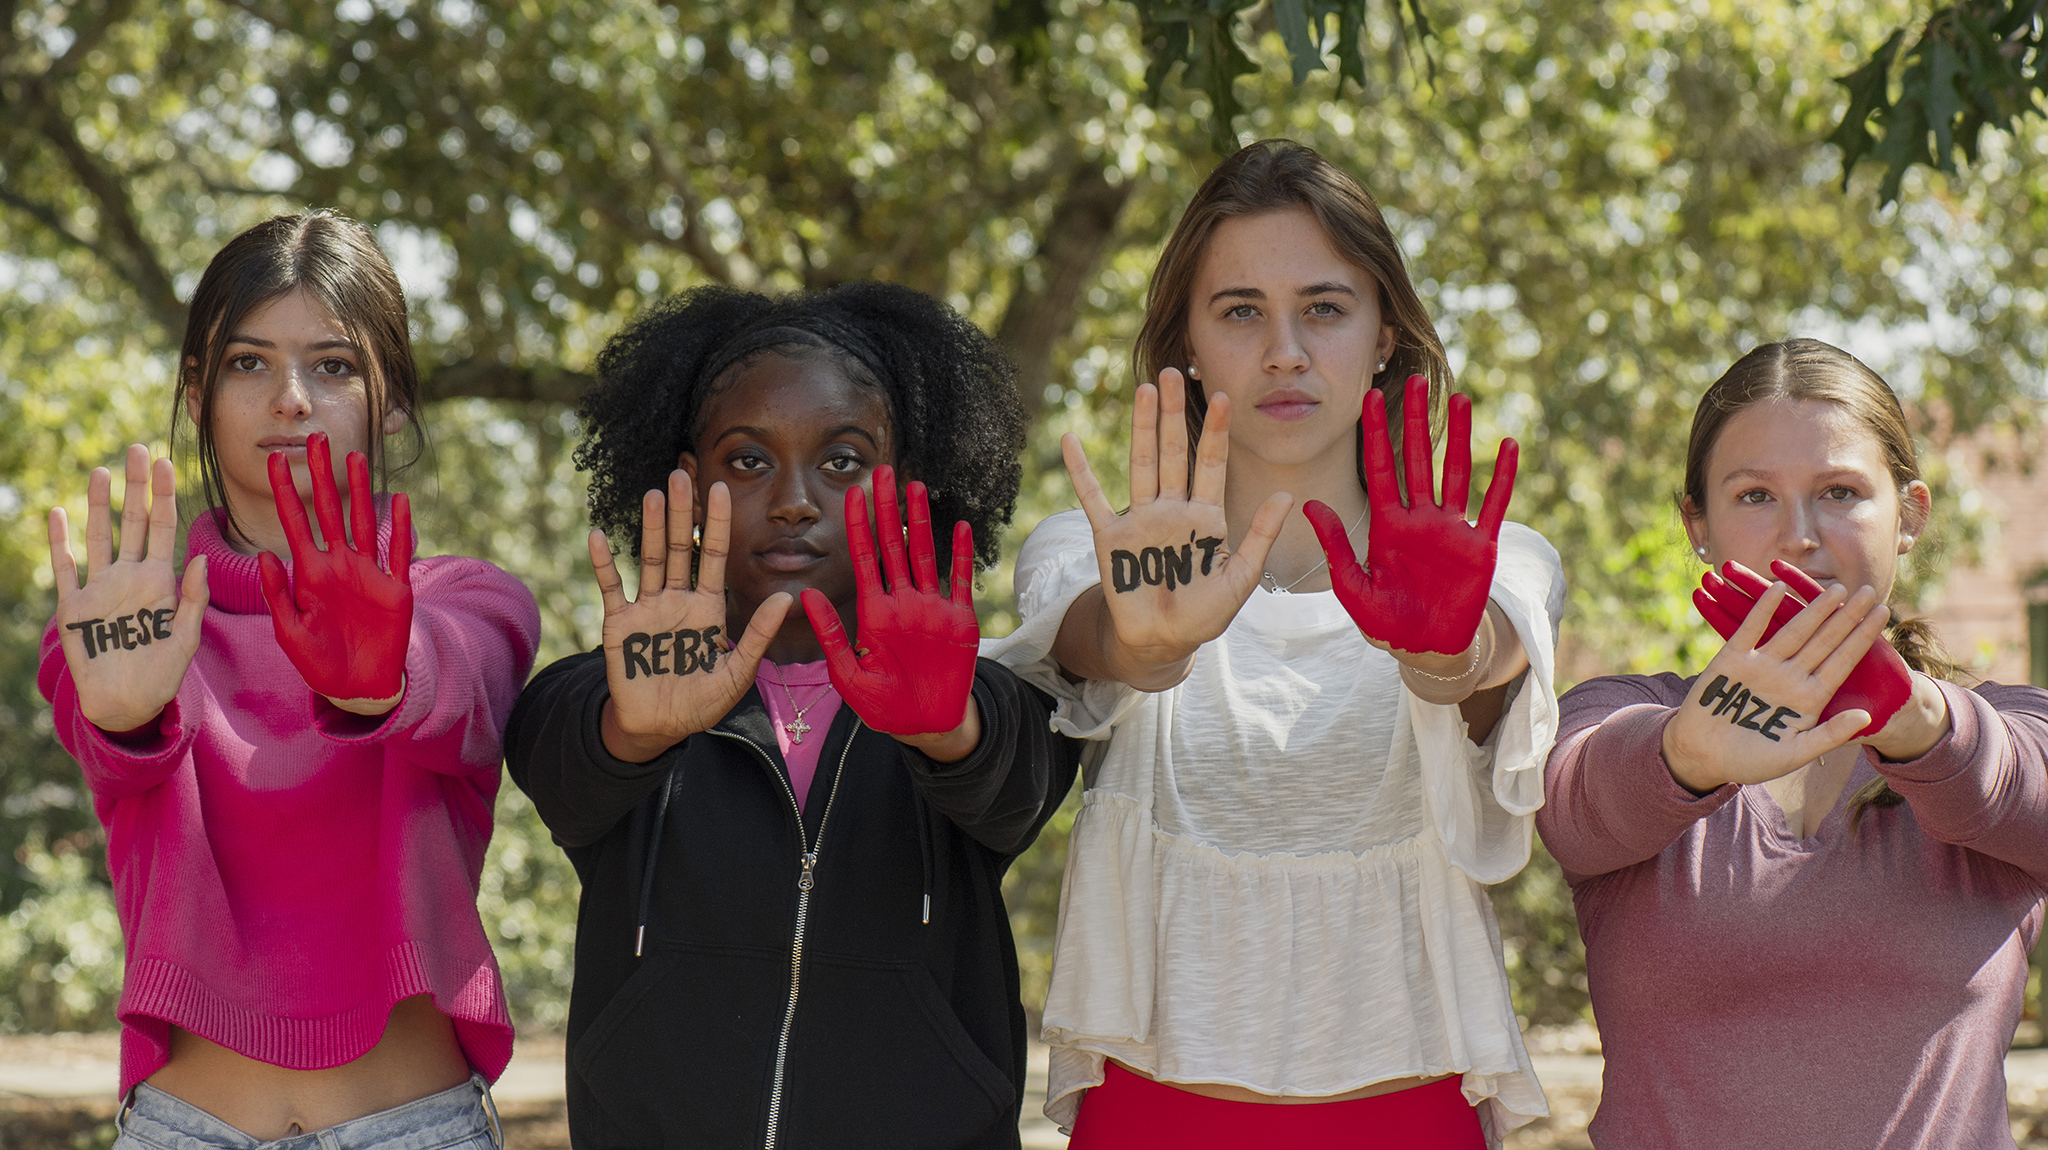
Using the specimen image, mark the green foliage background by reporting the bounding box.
[4,0,2047,1036]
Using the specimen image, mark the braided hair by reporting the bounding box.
[575,282,1025,573]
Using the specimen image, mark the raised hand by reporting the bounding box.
[256,433,412,708]
[1665,572,1891,790]
[1693,559,1915,739]
[1307,377,1517,657]
[1062,368,1292,676]
[49,445,209,733]
[592,471,791,762]
[801,467,978,738]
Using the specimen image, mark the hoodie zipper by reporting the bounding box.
[708,721,861,1150]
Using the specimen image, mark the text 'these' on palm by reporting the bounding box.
[49,445,210,733]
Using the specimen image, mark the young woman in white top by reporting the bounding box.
[990,140,1565,1146]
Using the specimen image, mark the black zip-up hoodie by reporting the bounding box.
[506,650,1079,1150]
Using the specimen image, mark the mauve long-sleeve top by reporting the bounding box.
[1538,672,2048,1149]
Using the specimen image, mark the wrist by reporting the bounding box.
[1395,615,1491,704]
[600,697,684,764]
[1097,606,1197,692]
[87,705,167,739]
[323,675,405,717]
[1660,713,1722,795]
[897,697,981,764]
[1867,672,1951,762]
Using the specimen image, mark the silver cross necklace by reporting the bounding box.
[761,667,834,744]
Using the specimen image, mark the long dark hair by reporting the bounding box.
[1681,338,1958,827]
[1135,139,1451,497]
[174,211,423,542]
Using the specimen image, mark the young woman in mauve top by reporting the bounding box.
[39,211,539,1150]
[988,139,1566,1146]
[1539,337,2048,1148]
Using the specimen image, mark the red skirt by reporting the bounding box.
[1066,1062,1486,1150]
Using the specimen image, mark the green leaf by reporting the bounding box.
[1273,0,1320,86]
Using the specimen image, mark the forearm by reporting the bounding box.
[1537,694,1737,878]
[1876,681,2048,878]
[902,665,1078,855]
[507,652,675,847]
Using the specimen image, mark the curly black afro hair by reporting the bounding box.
[575,281,1026,573]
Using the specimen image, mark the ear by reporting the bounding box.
[1679,499,1709,561]
[1898,480,1932,553]
[182,359,204,428]
[1375,324,1398,371]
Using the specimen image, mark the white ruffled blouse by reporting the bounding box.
[984,509,1566,1142]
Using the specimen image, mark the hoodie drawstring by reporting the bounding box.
[634,765,678,957]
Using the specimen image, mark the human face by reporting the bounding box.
[1184,207,1397,474]
[185,289,404,543]
[1686,398,1930,602]
[679,352,894,663]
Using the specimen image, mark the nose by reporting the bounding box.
[1264,314,1310,375]
[270,363,313,420]
[1779,497,1822,563]
[765,464,821,528]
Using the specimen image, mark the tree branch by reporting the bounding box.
[422,356,591,406]
[995,160,1133,419]
[0,184,118,266]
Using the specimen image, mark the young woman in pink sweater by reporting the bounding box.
[1539,338,2048,1147]
[39,212,540,1149]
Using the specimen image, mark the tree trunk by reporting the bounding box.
[996,162,1133,422]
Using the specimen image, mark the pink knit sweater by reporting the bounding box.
[37,506,540,1094]
[1540,673,2048,1149]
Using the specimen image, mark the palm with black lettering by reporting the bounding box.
[1662,573,1891,792]
[49,445,209,733]
[1062,368,1291,673]
[591,471,791,761]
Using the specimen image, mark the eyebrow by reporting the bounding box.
[1207,282,1361,305]
[1719,466,1870,486]
[711,424,881,450]
[224,334,360,353]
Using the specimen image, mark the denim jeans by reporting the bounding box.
[113,1074,501,1150]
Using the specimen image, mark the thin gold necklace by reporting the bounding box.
[1260,503,1367,594]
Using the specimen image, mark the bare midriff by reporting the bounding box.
[144,995,471,1140]
[1110,1059,1455,1104]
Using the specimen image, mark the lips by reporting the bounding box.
[1254,389,1321,422]
[758,539,827,573]
[258,436,312,451]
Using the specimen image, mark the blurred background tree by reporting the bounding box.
[3,0,2044,1033]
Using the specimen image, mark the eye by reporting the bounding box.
[313,357,357,377]
[1824,484,1859,501]
[1737,489,1772,505]
[726,450,770,473]
[1224,304,1258,320]
[1306,300,1345,318]
[227,353,264,372]
[820,454,864,474]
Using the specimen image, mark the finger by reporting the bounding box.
[1782,707,1872,764]
[666,470,693,591]
[1692,587,1744,640]
[307,433,346,551]
[84,466,114,577]
[874,465,912,593]
[388,493,413,586]
[267,452,318,561]
[696,482,734,598]
[118,444,150,562]
[1769,559,1830,603]
[1401,376,1434,508]
[637,488,667,601]
[347,451,376,555]
[728,592,796,674]
[146,456,178,565]
[1728,581,1792,653]
[1475,437,1518,539]
[1812,602,1890,691]
[1129,379,1161,506]
[175,554,210,641]
[1062,433,1119,532]
[588,529,628,616]
[257,550,296,616]
[1700,568,1756,613]
[1220,491,1297,596]
[1717,561,1778,604]
[1790,585,1877,674]
[950,521,975,612]
[800,587,860,679]
[844,483,886,602]
[1157,368,1190,501]
[48,508,79,603]
[1304,499,1363,572]
[1361,390,1400,517]
[1442,395,1472,516]
[907,481,939,594]
[1759,581,1851,662]
[1189,391,1234,506]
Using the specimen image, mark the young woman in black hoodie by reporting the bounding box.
[506,283,1079,1150]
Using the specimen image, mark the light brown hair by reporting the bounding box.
[1681,337,1957,827]
[175,211,423,542]
[1135,139,1451,496]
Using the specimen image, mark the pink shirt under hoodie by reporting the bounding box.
[1540,673,2048,1149]
[37,505,540,1095]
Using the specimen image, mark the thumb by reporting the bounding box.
[172,555,210,649]
[1219,491,1295,596]
[1785,708,1870,762]
[727,592,794,676]
[800,588,862,684]
[257,551,294,614]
